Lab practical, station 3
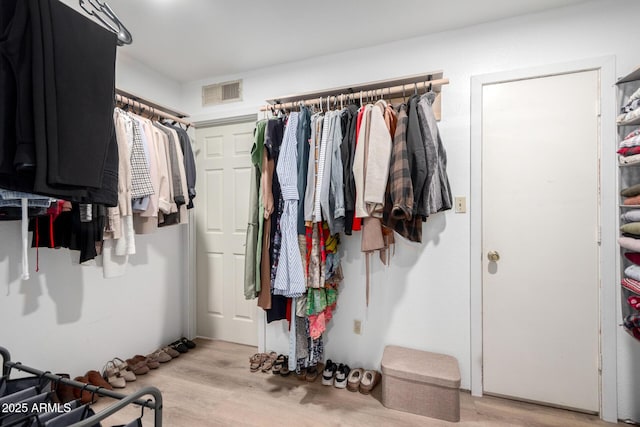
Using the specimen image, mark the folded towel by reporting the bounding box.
[621,210,640,223]
[624,195,640,205]
[622,277,640,294]
[618,146,640,157]
[620,153,640,165]
[619,236,640,252]
[625,264,640,282]
[625,252,640,265]
[622,184,640,197]
[621,222,640,235]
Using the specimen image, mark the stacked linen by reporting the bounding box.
[619,183,640,341]
[618,87,640,125]
[618,128,640,165]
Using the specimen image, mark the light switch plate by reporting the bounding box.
[455,196,466,213]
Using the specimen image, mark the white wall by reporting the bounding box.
[182,0,639,421]
[0,51,188,380]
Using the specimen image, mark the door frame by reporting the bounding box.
[470,56,617,422]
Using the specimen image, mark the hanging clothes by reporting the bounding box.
[418,92,453,214]
[273,113,306,298]
[244,119,267,299]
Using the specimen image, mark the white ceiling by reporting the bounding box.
[73,0,593,83]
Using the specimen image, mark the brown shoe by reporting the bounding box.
[358,370,381,394]
[73,376,99,404]
[51,374,76,404]
[126,358,150,375]
[86,370,113,390]
[149,350,172,363]
[162,346,180,358]
[133,354,159,370]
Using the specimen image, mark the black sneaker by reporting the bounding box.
[322,360,337,386]
[334,364,350,389]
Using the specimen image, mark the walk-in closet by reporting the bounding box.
[1,0,639,426]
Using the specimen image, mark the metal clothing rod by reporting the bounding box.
[116,94,194,127]
[1,357,163,426]
[69,386,162,427]
[260,77,449,112]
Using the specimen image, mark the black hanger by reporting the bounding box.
[37,370,51,392]
[79,0,133,46]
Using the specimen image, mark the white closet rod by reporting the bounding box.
[260,77,449,112]
[115,94,193,127]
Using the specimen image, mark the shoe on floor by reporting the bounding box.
[101,362,126,389]
[86,370,113,391]
[51,374,76,403]
[162,346,180,358]
[112,357,137,381]
[249,353,268,372]
[334,364,350,389]
[272,354,286,375]
[133,354,159,370]
[170,341,189,354]
[305,365,319,382]
[126,357,150,375]
[149,350,172,363]
[322,360,337,386]
[261,351,278,373]
[280,356,291,377]
[346,368,364,392]
[73,376,99,405]
[359,370,381,394]
[296,368,307,381]
[179,337,197,349]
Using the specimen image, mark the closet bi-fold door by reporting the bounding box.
[481,70,600,412]
[195,121,258,345]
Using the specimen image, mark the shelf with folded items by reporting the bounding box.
[618,116,640,127]
[617,66,640,85]
[618,69,640,343]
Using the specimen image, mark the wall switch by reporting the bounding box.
[454,196,466,213]
[353,319,362,335]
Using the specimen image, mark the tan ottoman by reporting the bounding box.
[381,345,461,422]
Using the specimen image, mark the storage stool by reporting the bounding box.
[381,345,461,422]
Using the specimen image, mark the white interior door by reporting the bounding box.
[482,70,600,412]
[195,121,258,346]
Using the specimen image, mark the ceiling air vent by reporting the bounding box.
[202,80,242,106]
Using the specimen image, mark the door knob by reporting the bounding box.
[487,251,500,262]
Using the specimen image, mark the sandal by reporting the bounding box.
[249,353,267,372]
[101,362,126,389]
[261,351,278,372]
[272,354,286,375]
[112,357,136,382]
[280,357,290,376]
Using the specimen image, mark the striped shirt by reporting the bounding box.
[273,113,306,298]
[314,114,331,222]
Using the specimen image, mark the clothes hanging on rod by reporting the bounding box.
[0,0,119,204]
[25,107,196,278]
[245,82,452,370]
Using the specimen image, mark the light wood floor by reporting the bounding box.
[92,338,624,426]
